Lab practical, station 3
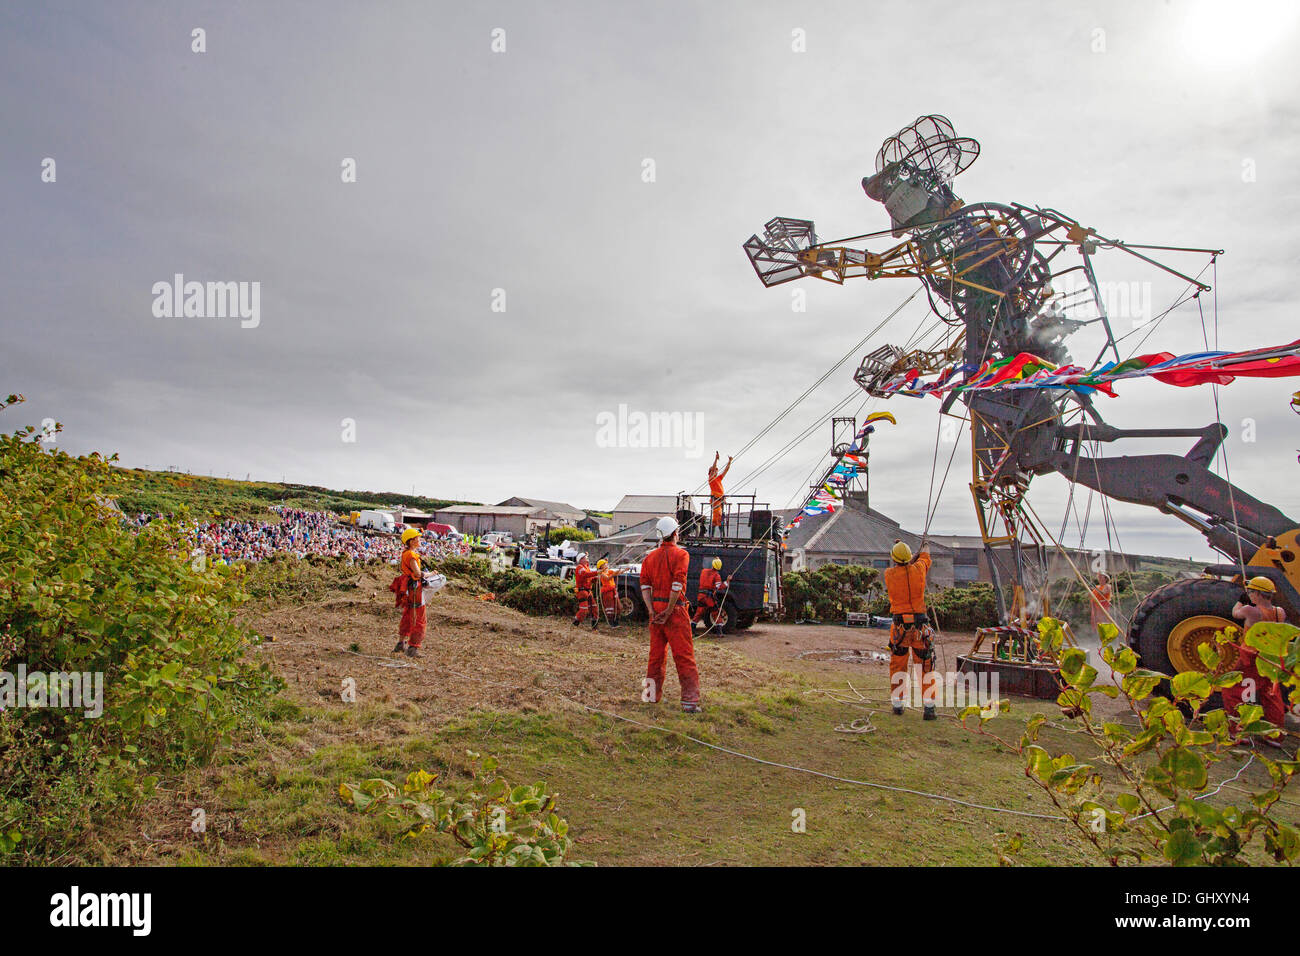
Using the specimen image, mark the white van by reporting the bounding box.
[357,510,395,532]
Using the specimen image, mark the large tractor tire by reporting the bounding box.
[1127,577,1241,677]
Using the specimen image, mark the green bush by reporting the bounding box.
[967,618,1300,865]
[431,556,575,617]
[928,582,1000,631]
[782,563,998,630]
[547,526,594,545]
[112,466,476,521]
[782,565,880,621]
[339,753,587,866]
[434,555,493,587]
[0,396,281,862]
[240,553,363,603]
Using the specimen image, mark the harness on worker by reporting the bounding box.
[889,611,935,660]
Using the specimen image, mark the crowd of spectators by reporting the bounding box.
[130,507,472,565]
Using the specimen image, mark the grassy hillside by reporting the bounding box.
[112,467,477,520]
[94,562,1298,867]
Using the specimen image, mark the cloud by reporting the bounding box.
[2,0,1297,553]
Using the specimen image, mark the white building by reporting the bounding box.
[611,494,678,532]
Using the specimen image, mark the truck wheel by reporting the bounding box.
[733,611,759,631]
[705,599,734,634]
[624,593,648,622]
[1128,577,1240,678]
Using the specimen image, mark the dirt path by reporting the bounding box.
[717,620,976,679]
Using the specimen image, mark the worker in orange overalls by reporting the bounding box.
[884,539,936,719]
[707,451,733,535]
[1222,576,1288,745]
[640,516,701,712]
[691,557,731,634]
[572,554,599,629]
[596,558,623,628]
[393,528,426,658]
[1089,572,1113,637]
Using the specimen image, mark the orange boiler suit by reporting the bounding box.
[641,541,700,706]
[691,567,725,623]
[598,567,621,623]
[398,546,427,647]
[884,550,934,707]
[708,473,725,528]
[573,564,599,624]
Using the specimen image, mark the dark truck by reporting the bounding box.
[607,494,783,631]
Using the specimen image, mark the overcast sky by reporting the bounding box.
[3,0,1298,559]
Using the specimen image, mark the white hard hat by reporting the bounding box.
[655,515,679,539]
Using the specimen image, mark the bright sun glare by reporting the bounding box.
[1180,0,1300,69]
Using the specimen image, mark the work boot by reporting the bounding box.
[405,646,422,659]
[571,618,580,628]
[892,703,904,716]
[590,619,598,631]
[923,706,937,721]
[681,702,702,714]
[392,640,407,654]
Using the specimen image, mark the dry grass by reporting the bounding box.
[95,571,1298,867]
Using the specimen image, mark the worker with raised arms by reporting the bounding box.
[884,539,937,720]
[707,451,732,536]
[640,516,702,713]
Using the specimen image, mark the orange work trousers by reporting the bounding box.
[691,592,719,623]
[600,588,619,623]
[574,590,597,623]
[889,623,936,706]
[399,598,427,647]
[646,608,700,704]
[710,496,723,528]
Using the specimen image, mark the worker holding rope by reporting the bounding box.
[640,516,702,713]
[572,554,599,629]
[692,557,731,635]
[597,558,623,628]
[884,539,937,720]
[707,451,732,536]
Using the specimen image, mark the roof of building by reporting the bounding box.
[786,500,952,556]
[435,505,542,516]
[496,496,586,518]
[613,494,678,513]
